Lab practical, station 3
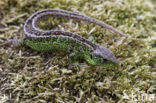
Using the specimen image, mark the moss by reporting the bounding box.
[0,0,156,102]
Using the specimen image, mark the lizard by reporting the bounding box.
[1,9,128,67]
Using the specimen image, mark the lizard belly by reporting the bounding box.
[24,36,91,53]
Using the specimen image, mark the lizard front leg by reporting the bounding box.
[69,52,81,67]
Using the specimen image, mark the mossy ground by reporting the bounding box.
[0,0,156,103]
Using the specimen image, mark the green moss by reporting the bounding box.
[0,0,156,102]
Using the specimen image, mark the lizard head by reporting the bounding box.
[85,45,118,67]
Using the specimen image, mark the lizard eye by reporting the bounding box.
[102,59,108,62]
[100,58,108,63]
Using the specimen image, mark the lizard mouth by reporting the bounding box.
[109,55,118,64]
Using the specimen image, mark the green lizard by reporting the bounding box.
[1,9,128,67]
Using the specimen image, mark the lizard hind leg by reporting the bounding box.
[0,38,25,47]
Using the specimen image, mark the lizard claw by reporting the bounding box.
[0,39,12,47]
